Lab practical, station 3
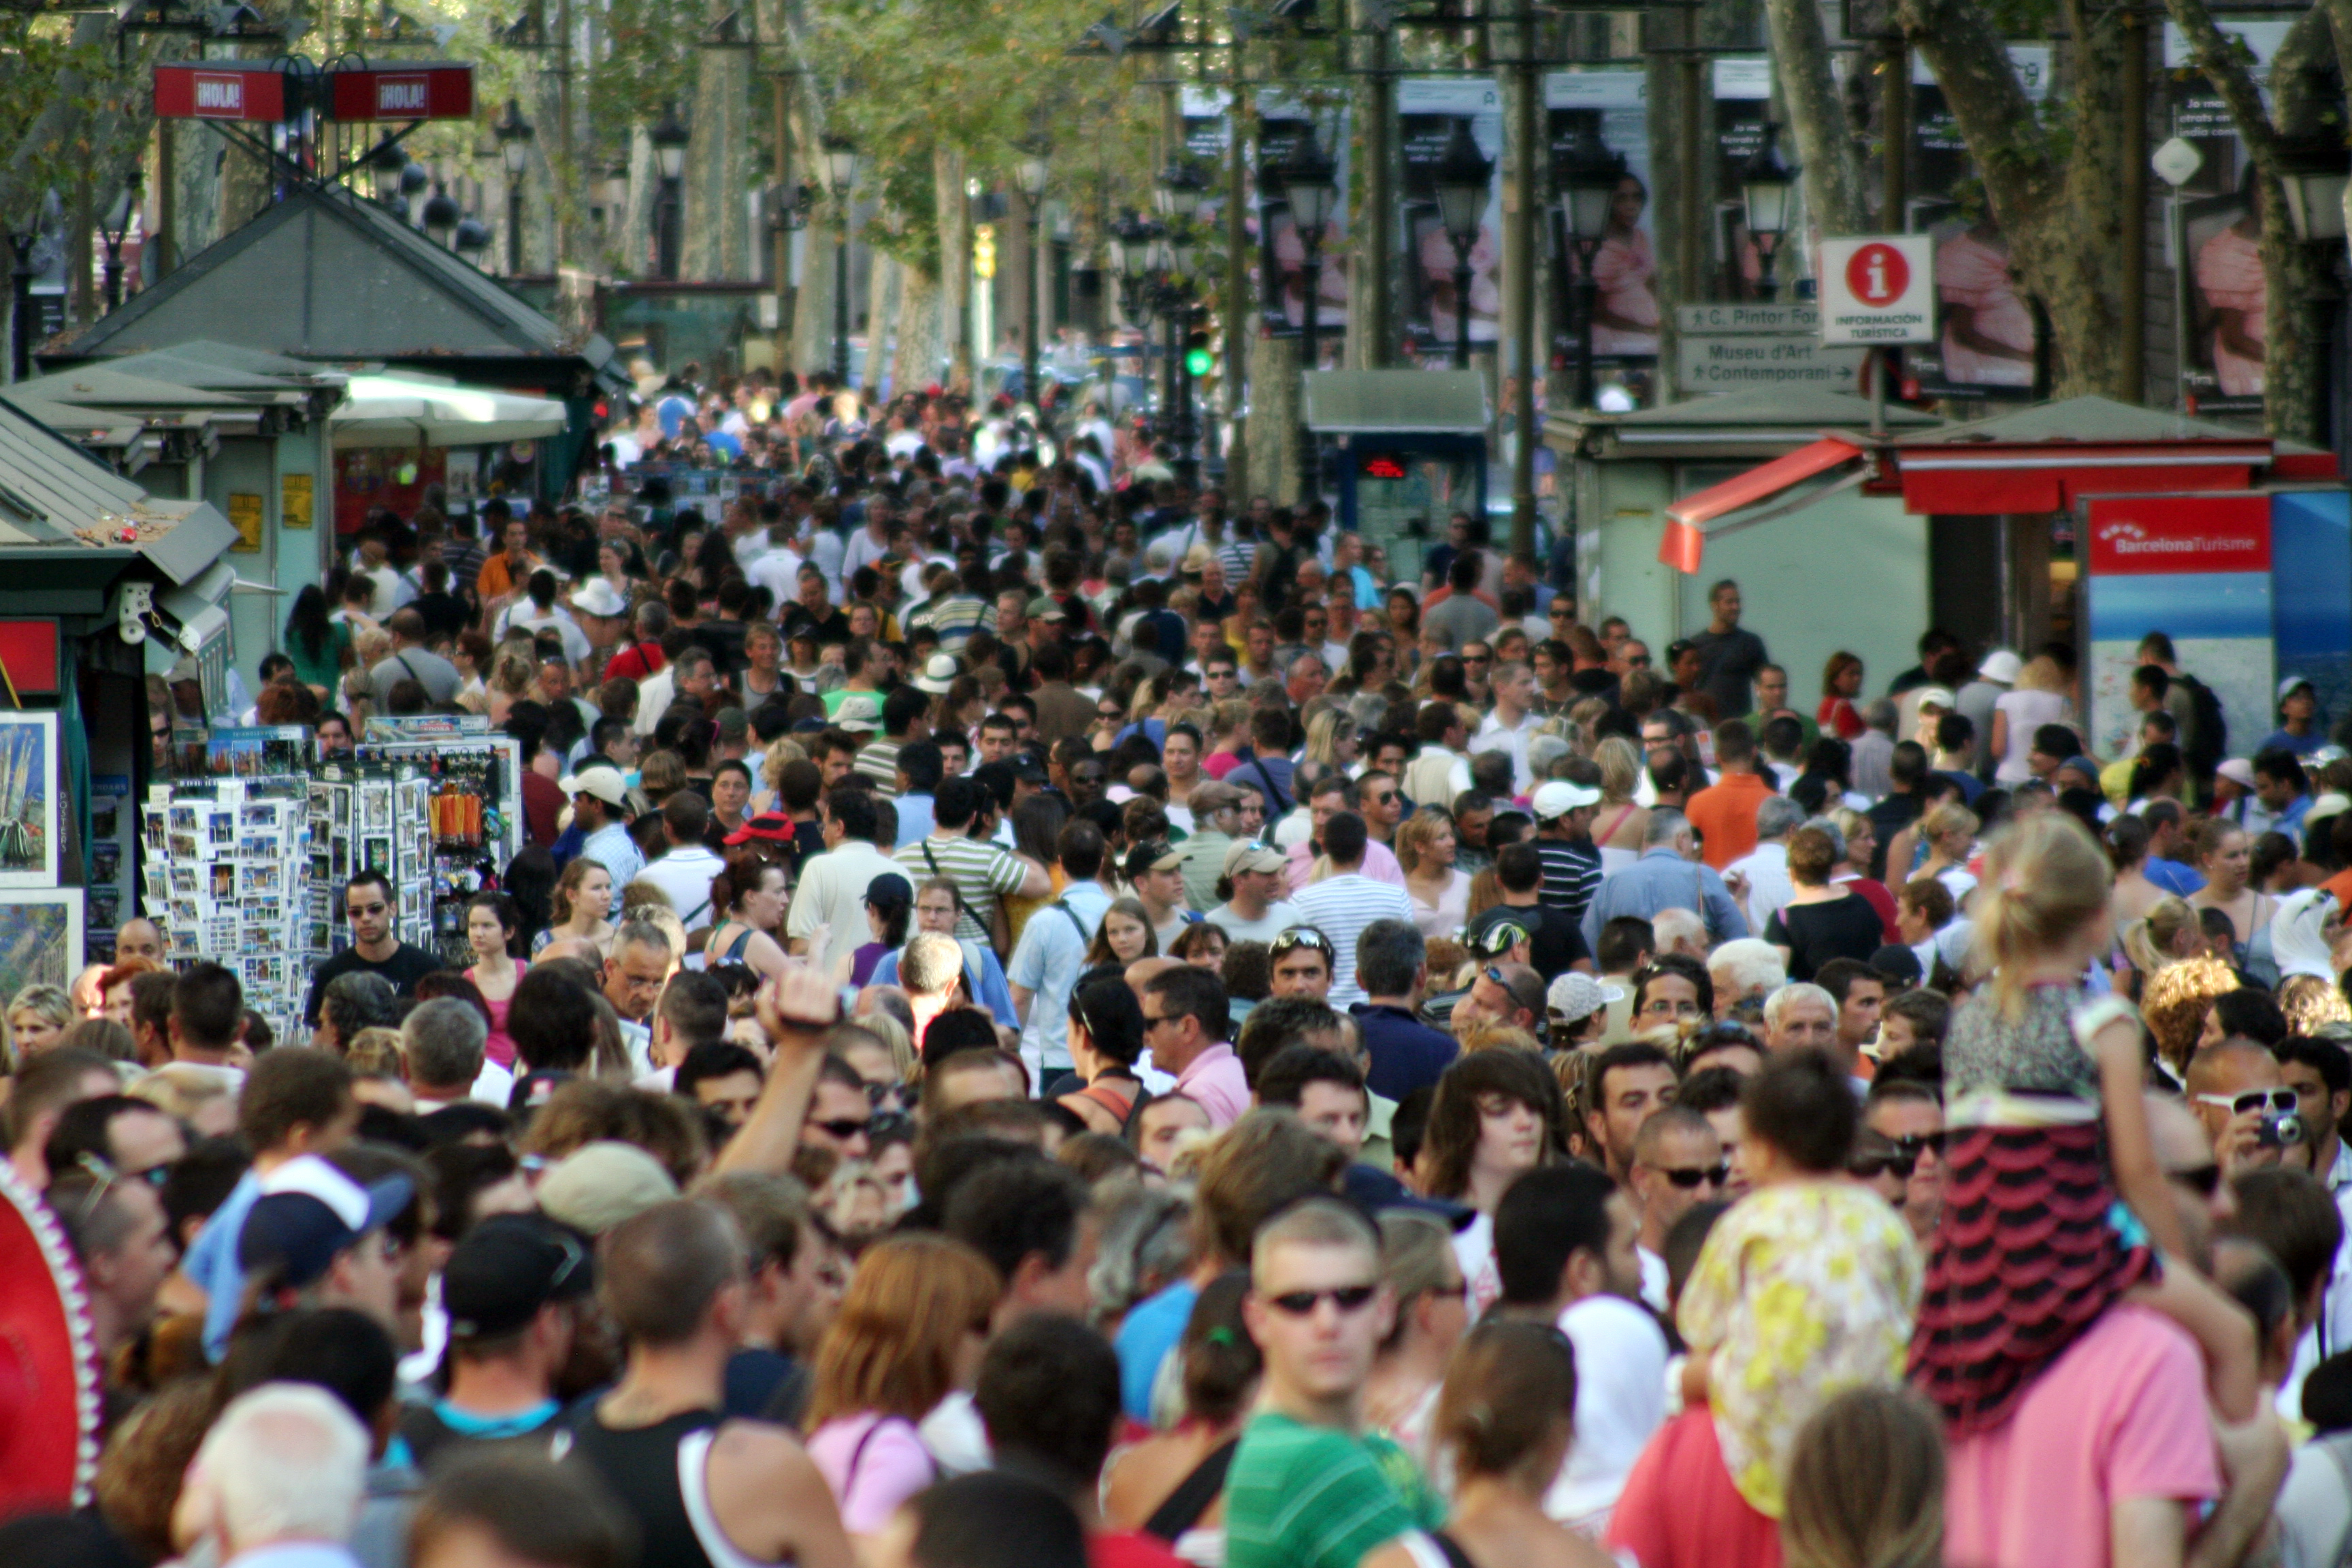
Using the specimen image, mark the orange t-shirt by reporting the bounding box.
[1685,769,1774,870]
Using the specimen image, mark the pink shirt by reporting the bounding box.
[806,1413,935,1535]
[1172,1043,1250,1128]
[1284,837,1406,896]
[1943,1306,2220,1568]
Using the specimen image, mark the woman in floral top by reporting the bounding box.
[1676,1048,1921,1521]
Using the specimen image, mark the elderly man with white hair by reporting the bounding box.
[1763,981,1857,1079]
[1707,938,1787,1019]
[899,931,968,1049]
[180,1382,373,1568]
[1650,906,1710,961]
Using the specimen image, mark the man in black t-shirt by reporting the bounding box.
[303,870,444,1028]
[1465,841,1592,977]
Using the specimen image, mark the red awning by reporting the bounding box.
[1659,437,1867,573]
[1893,442,2270,514]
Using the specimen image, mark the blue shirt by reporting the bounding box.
[1350,1002,1460,1101]
[1005,881,1113,1072]
[189,1169,264,1362]
[1115,1279,1201,1422]
[894,792,936,848]
[2261,728,2325,757]
[871,939,1020,1028]
[580,821,644,885]
[2146,856,2206,896]
[1580,845,1751,952]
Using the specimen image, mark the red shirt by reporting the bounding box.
[1685,770,1772,870]
[603,640,666,683]
[1090,1532,1190,1568]
[520,768,566,847]
[1606,1407,1782,1568]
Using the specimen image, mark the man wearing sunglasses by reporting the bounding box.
[2187,1037,2296,1175]
[1628,1105,1725,1313]
[1228,1198,1444,1568]
[1863,1079,1946,1244]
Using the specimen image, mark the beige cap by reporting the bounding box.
[536,1141,679,1236]
[1222,840,1288,876]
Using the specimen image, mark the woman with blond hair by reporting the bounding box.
[1398,806,1473,940]
[2140,954,2241,1075]
[1590,735,1650,872]
[1913,802,1982,906]
[483,648,537,725]
[2117,893,2201,994]
[806,1232,1002,1535]
[4,982,75,1066]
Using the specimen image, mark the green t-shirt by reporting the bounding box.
[1225,1411,1444,1568]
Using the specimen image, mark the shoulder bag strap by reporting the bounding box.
[1430,1533,1480,1568]
[1141,1436,1241,1541]
[1250,755,1290,817]
[922,843,943,878]
[1055,898,1090,941]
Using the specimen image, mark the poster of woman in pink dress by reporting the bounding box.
[2190,179,2266,399]
[1587,175,1661,357]
[1933,218,2035,387]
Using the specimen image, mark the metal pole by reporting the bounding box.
[1223,42,1250,493]
[773,75,791,372]
[1881,37,1907,229]
[833,216,851,383]
[657,178,679,279]
[1677,14,1702,310]
[1024,195,1042,404]
[2119,9,2146,402]
[103,240,122,312]
[1361,12,1394,368]
[1298,231,1320,503]
[508,178,523,275]
[1507,8,1539,558]
[555,0,574,266]
[1576,267,1595,410]
[154,128,174,283]
[1453,250,1474,368]
[10,238,32,382]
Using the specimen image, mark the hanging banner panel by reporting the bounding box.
[1255,98,1350,350]
[1397,78,1504,363]
[2165,21,2290,421]
[1711,56,1773,301]
[1545,70,1658,390]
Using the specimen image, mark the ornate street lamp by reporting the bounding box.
[649,99,690,280]
[99,172,141,312]
[821,133,858,383]
[1554,121,1626,409]
[1279,125,1337,504]
[1737,120,1797,297]
[454,214,492,262]
[1017,145,1049,404]
[421,179,460,247]
[493,97,534,275]
[368,133,409,206]
[1432,118,1492,370]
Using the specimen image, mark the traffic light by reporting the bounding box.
[1183,304,1213,377]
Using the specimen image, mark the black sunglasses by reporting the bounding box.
[811,1116,872,1140]
[2170,1162,2223,1198]
[1265,1284,1379,1316]
[1659,1163,1729,1190]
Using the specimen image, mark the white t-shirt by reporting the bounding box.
[1205,900,1304,945]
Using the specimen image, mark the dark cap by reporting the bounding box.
[442,1213,595,1341]
[1124,840,1183,881]
[235,1154,414,1289]
[864,871,914,908]
[1467,916,1532,960]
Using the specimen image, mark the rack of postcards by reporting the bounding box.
[140,757,317,1040]
[340,718,524,968]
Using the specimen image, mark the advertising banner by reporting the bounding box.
[1545,70,1656,385]
[1902,46,2049,400]
[2165,20,2290,419]
[2270,489,2352,732]
[1256,98,1349,349]
[1396,78,1503,363]
[2082,492,2274,758]
[1712,56,1773,301]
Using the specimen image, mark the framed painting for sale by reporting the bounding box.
[0,889,81,998]
[0,713,59,888]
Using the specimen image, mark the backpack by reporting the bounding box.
[2175,672,2227,775]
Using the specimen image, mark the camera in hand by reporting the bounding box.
[2256,1111,2306,1149]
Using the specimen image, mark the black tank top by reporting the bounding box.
[561,1407,721,1568]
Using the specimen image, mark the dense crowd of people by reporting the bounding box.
[23,370,2352,1568]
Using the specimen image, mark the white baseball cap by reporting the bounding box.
[1531,781,1601,819]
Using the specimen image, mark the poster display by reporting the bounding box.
[87,774,133,960]
[1546,70,1658,387]
[141,770,317,1038]
[1397,78,1503,363]
[2166,20,2290,419]
[1255,98,1350,353]
[1904,46,2051,401]
[1712,56,1774,301]
[0,889,81,1003]
[0,713,58,889]
[2082,492,2276,760]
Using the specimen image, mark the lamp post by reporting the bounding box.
[1737,121,1796,299]
[7,225,33,381]
[399,161,428,225]
[454,215,492,264]
[1157,159,1208,485]
[1432,118,1492,371]
[493,97,534,276]
[421,180,461,248]
[1280,124,1337,505]
[98,172,140,312]
[1017,146,1049,406]
[368,134,409,210]
[650,100,689,280]
[1554,122,1625,410]
[823,133,858,384]
[2277,131,2352,457]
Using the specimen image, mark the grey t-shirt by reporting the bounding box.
[367,646,461,707]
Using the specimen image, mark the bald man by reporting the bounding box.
[2186,1039,2293,1179]
[115,919,165,966]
